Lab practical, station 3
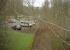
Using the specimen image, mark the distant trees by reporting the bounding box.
[0,0,8,15]
[3,0,24,16]
[0,0,9,50]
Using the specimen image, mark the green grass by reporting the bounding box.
[7,30,34,50]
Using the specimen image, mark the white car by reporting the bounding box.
[8,19,21,30]
[20,20,35,27]
[20,21,29,27]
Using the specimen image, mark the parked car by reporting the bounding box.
[8,19,35,30]
[20,20,35,27]
[12,24,21,30]
[20,21,29,27]
[8,19,22,30]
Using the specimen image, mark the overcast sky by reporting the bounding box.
[23,0,45,7]
[23,0,52,8]
[33,0,45,7]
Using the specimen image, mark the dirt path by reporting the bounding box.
[32,22,53,50]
